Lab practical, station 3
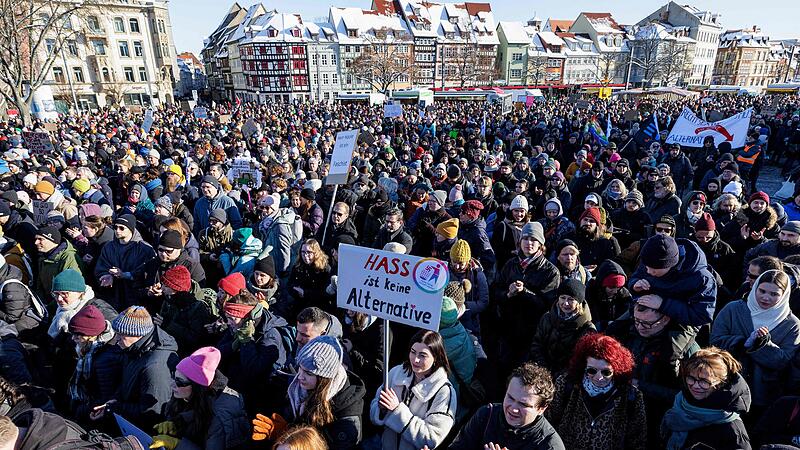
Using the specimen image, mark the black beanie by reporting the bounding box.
[36,226,61,244]
[254,256,276,279]
[158,229,184,250]
[114,214,137,234]
[557,278,585,302]
[640,234,679,270]
[300,188,316,201]
[201,175,221,191]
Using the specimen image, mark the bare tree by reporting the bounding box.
[658,39,691,86]
[630,25,664,87]
[349,28,415,94]
[451,42,479,88]
[0,0,93,125]
[525,51,548,86]
[593,52,618,82]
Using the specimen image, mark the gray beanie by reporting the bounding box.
[783,221,800,235]
[520,221,545,245]
[296,335,343,378]
[625,190,644,208]
[155,196,173,211]
[430,190,447,207]
[210,208,228,225]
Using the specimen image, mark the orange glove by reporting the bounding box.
[252,413,288,441]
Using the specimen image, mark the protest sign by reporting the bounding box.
[193,106,208,119]
[576,100,590,110]
[43,123,59,133]
[219,114,232,124]
[336,244,448,331]
[624,109,640,121]
[226,157,262,189]
[384,102,403,118]
[666,107,753,148]
[242,118,259,137]
[141,109,154,134]
[327,129,358,185]
[22,131,54,155]
[114,414,154,448]
[128,105,143,114]
[358,130,375,146]
[32,200,53,225]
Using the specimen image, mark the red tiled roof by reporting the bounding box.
[464,2,491,16]
[372,0,398,15]
[548,19,573,33]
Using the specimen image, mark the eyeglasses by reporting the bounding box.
[655,226,673,233]
[691,200,704,206]
[634,315,665,329]
[585,367,613,378]
[114,226,128,231]
[157,247,177,254]
[685,374,716,390]
[52,291,70,299]
[332,211,346,217]
[746,271,760,280]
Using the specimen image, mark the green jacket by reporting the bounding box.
[36,241,83,299]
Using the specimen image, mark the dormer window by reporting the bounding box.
[449,17,458,24]
[347,28,357,38]
[291,28,300,38]
[267,28,278,38]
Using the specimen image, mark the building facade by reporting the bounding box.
[713,26,779,88]
[569,12,630,84]
[45,0,178,111]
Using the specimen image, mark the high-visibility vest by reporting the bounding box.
[737,145,761,166]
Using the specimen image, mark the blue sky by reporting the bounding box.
[168,0,795,56]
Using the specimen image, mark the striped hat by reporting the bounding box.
[112,306,154,337]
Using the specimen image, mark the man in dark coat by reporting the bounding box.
[660,143,693,197]
[317,201,359,253]
[568,162,605,217]
[570,207,620,268]
[744,220,800,266]
[458,200,496,271]
[0,201,37,256]
[372,207,413,254]
[692,213,737,289]
[139,229,206,312]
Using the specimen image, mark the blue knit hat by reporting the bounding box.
[52,269,86,293]
[112,306,154,337]
[144,178,162,192]
[296,335,343,378]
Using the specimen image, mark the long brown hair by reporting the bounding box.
[301,375,334,428]
[161,217,191,245]
[402,330,450,377]
[272,426,328,450]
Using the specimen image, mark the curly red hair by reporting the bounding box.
[567,333,635,383]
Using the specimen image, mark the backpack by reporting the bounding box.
[50,431,145,450]
[0,279,48,324]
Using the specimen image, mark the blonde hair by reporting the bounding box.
[272,426,328,450]
[301,238,329,272]
[681,347,741,384]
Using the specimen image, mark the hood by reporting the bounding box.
[330,371,367,418]
[594,259,626,282]
[738,206,777,232]
[46,189,66,207]
[248,278,279,304]
[684,372,751,414]
[548,300,593,328]
[0,319,18,338]
[13,408,82,448]
[128,326,178,356]
[258,309,289,333]
[273,207,297,225]
[240,235,263,255]
[544,197,563,217]
[461,216,487,231]
[667,239,708,278]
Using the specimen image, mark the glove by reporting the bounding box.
[232,319,256,350]
[152,314,164,327]
[153,421,177,436]
[150,435,180,450]
[252,413,289,441]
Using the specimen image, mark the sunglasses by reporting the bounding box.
[174,377,193,388]
[585,367,613,378]
[655,226,673,233]
[634,316,665,329]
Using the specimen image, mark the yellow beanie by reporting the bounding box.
[34,180,55,196]
[436,218,459,240]
[450,239,471,264]
[72,178,91,194]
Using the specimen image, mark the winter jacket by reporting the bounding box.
[570,231,621,267]
[289,261,335,314]
[0,319,32,384]
[35,241,83,299]
[318,218,359,252]
[449,261,489,335]
[745,239,800,266]
[628,239,717,326]
[407,206,450,256]
[142,249,206,290]
[586,260,632,328]
[545,374,647,450]
[166,379,249,450]
[68,323,122,423]
[711,300,800,407]
[299,202,324,238]
[216,310,290,414]
[45,189,79,221]
[114,327,179,429]
[220,234,263,279]
[450,403,565,450]
[73,225,114,281]
[343,315,391,393]
[12,408,86,449]
[370,365,457,450]
[95,231,156,311]
[495,254,560,367]
[0,260,44,341]
[661,375,752,450]
[372,227,414,254]
[492,216,525,270]
[695,233,737,288]
[193,192,242,236]
[611,208,651,250]
[644,193,681,222]
[2,209,38,256]
[753,395,800,447]
[440,320,476,419]
[537,199,576,251]
[458,217,496,269]
[159,287,217,355]
[569,175,605,216]
[288,371,366,450]
[660,152,694,189]
[529,302,595,373]
[259,208,301,277]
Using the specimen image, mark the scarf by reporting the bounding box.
[288,364,348,419]
[747,270,791,332]
[68,322,114,404]
[582,376,614,397]
[662,391,739,450]
[48,296,90,338]
[686,209,703,224]
[519,254,539,270]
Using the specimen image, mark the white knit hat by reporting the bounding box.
[510,195,529,211]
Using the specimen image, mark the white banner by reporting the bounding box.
[337,245,448,331]
[141,109,154,134]
[384,102,402,118]
[666,107,753,148]
[326,129,358,185]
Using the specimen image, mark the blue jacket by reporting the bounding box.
[785,202,800,222]
[629,239,717,326]
[193,192,242,235]
[458,218,496,269]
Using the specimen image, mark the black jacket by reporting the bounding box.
[0,319,32,384]
[644,193,681,222]
[586,260,632,327]
[450,403,565,450]
[0,261,42,341]
[611,207,651,250]
[569,231,620,267]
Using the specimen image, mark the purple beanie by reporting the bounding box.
[176,347,221,387]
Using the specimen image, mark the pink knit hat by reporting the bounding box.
[176,347,221,387]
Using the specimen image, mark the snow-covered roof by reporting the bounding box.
[719,27,771,49]
[529,32,566,58]
[226,4,268,44]
[561,34,599,56]
[390,1,497,45]
[329,6,413,45]
[582,13,624,35]
[632,22,696,45]
[498,21,529,44]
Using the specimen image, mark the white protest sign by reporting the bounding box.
[337,244,448,331]
[226,157,262,189]
[666,107,753,148]
[327,129,358,185]
[21,131,54,155]
[32,200,53,225]
[384,102,402,118]
[193,107,208,119]
[141,109,154,134]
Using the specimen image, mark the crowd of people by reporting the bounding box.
[0,92,798,450]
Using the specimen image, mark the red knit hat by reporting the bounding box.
[602,274,626,288]
[694,212,716,232]
[68,305,107,336]
[579,206,602,225]
[162,265,192,293]
[749,191,770,205]
[460,200,484,220]
[218,272,246,296]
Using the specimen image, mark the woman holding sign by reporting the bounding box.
[369,330,457,450]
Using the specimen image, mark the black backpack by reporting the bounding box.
[49,431,145,450]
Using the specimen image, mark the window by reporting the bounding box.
[321,54,327,65]
[67,40,78,57]
[53,67,65,83]
[113,17,125,33]
[91,40,106,55]
[45,39,55,54]
[72,67,84,82]
[133,41,143,57]
[87,15,101,32]
[331,54,336,65]
[347,29,357,38]
[101,67,111,82]
[510,69,522,78]
[124,67,135,82]
[119,41,129,57]
[129,18,140,33]
[157,19,165,33]
[138,67,147,81]
[322,73,329,84]
[332,73,337,84]
[512,53,522,61]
